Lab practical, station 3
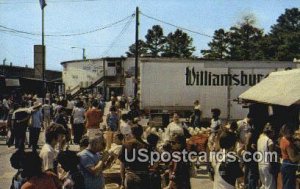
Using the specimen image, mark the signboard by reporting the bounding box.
[5,79,20,87]
[185,67,266,86]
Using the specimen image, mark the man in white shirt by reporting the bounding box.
[42,100,52,129]
[40,123,66,172]
[237,115,253,145]
[257,124,276,189]
[164,113,184,143]
[120,114,132,140]
[12,102,32,149]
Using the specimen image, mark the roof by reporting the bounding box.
[0,65,61,73]
[138,58,298,69]
[61,57,126,65]
[239,68,300,106]
[20,77,62,83]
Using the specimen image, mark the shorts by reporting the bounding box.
[87,128,101,138]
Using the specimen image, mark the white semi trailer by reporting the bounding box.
[137,58,298,120]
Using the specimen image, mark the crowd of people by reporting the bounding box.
[0,93,300,189]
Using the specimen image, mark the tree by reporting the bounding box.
[201,15,264,60]
[162,29,195,58]
[145,25,166,57]
[201,29,229,59]
[268,8,300,60]
[227,15,264,60]
[126,40,148,57]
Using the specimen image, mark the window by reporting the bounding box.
[108,62,115,67]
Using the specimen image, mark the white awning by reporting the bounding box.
[239,68,300,106]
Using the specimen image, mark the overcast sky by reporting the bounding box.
[0,0,299,71]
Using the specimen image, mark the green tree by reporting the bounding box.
[126,40,148,57]
[227,15,264,60]
[145,25,166,57]
[162,29,195,58]
[201,29,229,59]
[269,8,300,60]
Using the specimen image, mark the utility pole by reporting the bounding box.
[134,6,139,99]
[71,47,86,60]
[41,1,46,101]
[2,58,6,76]
[83,48,86,60]
[103,59,106,100]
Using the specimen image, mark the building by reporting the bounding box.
[61,57,129,99]
[0,64,62,97]
[0,64,61,80]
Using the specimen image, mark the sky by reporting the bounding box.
[0,0,299,71]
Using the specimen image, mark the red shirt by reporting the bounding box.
[21,172,61,189]
[85,108,103,129]
[280,137,292,160]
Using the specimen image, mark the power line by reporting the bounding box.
[140,12,212,38]
[102,15,134,56]
[0,14,135,37]
[1,27,130,51]
[0,29,40,41]
[0,0,106,4]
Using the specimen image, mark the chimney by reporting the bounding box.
[34,45,45,79]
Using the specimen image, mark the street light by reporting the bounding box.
[71,47,86,60]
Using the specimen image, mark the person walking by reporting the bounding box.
[71,101,85,144]
[257,123,276,189]
[54,107,70,143]
[280,124,300,189]
[6,103,19,147]
[120,113,132,141]
[243,127,259,189]
[98,97,106,113]
[29,102,43,152]
[85,101,103,138]
[42,100,52,129]
[12,102,31,149]
[106,106,120,149]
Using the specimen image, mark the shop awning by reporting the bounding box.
[239,68,300,106]
[5,78,20,87]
